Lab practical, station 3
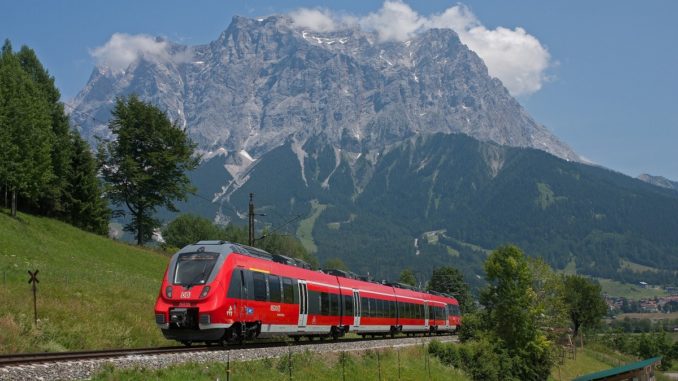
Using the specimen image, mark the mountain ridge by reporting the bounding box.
[164,132,678,287]
[71,15,579,162]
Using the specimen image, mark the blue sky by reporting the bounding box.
[4,0,677,180]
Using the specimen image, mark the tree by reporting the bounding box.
[98,95,198,245]
[162,214,221,248]
[0,40,53,217]
[529,258,568,331]
[324,258,348,271]
[399,268,417,286]
[480,245,553,380]
[562,275,607,338]
[16,45,72,215]
[428,266,474,313]
[64,132,110,234]
[256,231,318,268]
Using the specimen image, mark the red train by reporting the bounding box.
[154,241,461,345]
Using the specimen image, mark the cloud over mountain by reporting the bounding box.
[289,1,552,96]
[91,33,191,72]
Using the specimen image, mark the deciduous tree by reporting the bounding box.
[324,258,349,271]
[480,245,553,380]
[399,268,417,286]
[162,213,220,248]
[428,266,474,313]
[562,274,607,338]
[98,95,198,245]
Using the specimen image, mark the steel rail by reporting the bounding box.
[0,333,455,368]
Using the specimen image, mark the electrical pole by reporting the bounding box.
[248,193,255,246]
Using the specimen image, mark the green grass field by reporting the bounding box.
[0,210,173,353]
[92,345,470,381]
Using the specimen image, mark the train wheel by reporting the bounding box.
[181,340,192,347]
[293,336,301,343]
[331,327,340,341]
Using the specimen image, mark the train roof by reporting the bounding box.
[183,240,314,269]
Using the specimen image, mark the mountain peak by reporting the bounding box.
[72,14,579,162]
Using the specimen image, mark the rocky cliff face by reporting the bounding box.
[71,15,579,162]
[638,174,678,192]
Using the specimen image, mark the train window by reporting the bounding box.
[252,271,267,301]
[343,295,353,316]
[282,278,294,304]
[227,269,241,299]
[308,290,321,315]
[330,293,339,316]
[361,297,370,318]
[320,292,330,315]
[378,299,385,318]
[292,281,299,304]
[173,252,219,286]
[268,274,281,303]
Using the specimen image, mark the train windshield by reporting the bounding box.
[173,252,219,287]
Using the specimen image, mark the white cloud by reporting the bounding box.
[91,33,188,72]
[427,5,551,96]
[289,1,552,96]
[360,1,424,42]
[288,8,337,33]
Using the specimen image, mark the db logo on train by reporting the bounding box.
[180,291,191,299]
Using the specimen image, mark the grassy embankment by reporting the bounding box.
[93,340,674,381]
[92,345,469,381]
[550,341,678,380]
[0,211,172,353]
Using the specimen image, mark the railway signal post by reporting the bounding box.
[28,269,39,324]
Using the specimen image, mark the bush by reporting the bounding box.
[458,312,482,343]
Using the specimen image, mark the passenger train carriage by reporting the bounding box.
[154,241,461,345]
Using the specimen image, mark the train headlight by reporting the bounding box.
[165,286,173,299]
[200,286,211,299]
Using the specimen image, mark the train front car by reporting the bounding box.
[154,241,237,346]
[427,293,462,334]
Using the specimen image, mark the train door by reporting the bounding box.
[297,280,308,331]
[352,290,361,329]
[424,301,429,328]
[227,268,246,322]
[443,304,450,328]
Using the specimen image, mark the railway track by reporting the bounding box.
[0,334,453,368]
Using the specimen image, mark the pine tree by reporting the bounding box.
[65,132,109,234]
[0,40,54,217]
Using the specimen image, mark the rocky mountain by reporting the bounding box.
[71,15,579,162]
[172,133,678,287]
[638,174,678,192]
[71,15,678,285]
